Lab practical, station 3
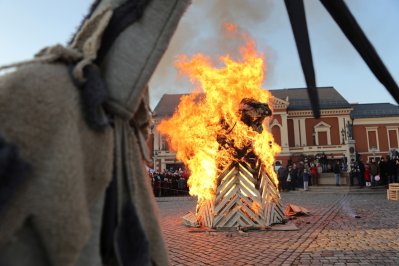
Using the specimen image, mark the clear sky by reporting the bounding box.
[1,1,398,110]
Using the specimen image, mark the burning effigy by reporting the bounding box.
[158,24,285,229]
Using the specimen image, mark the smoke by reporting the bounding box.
[149,0,276,109]
[149,0,399,109]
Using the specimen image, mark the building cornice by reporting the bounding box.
[288,108,352,117]
[353,117,399,125]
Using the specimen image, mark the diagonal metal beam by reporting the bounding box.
[285,0,320,118]
[320,0,399,104]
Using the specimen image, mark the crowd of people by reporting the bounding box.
[349,156,399,188]
[276,161,320,192]
[148,168,190,197]
[149,154,399,197]
[276,155,399,192]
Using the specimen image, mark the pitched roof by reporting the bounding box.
[270,87,351,110]
[350,103,399,118]
[153,87,350,117]
[153,94,186,118]
[153,93,206,118]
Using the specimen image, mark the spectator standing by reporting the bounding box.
[177,176,187,196]
[333,160,341,186]
[310,163,318,186]
[296,162,304,189]
[154,173,161,197]
[303,169,311,191]
[171,175,178,196]
[357,159,365,188]
[317,163,323,177]
[321,153,328,172]
[378,157,387,185]
[369,158,379,187]
[395,158,399,183]
[364,162,371,187]
[290,163,298,191]
[349,159,357,186]
[277,165,287,192]
[386,156,397,184]
[396,158,399,183]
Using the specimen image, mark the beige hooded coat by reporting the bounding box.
[0,0,191,265]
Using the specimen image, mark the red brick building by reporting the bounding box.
[151,87,399,184]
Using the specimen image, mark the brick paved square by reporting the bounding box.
[157,189,399,265]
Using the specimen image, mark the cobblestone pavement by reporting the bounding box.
[157,188,399,265]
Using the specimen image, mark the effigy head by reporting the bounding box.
[239,98,272,133]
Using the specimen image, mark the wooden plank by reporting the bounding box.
[216,176,238,203]
[217,194,261,226]
[215,193,255,226]
[240,193,262,213]
[217,164,236,184]
[236,178,258,199]
[264,201,271,225]
[216,205,240,227]
[237,170,256,188]
[215,173,237,202]
[182,212,198,227]
[214,186,240,214]
[261,171,278,190]
[259,175,266,195]
[197,162,285,228]
[214,192,240,222]
[216,190,263,226]
[233,212,254,227]
[236,200,262,224]
[387,189,399,200]
[389,183,399,191]
[205,201,214,227]
[218,167,237,189]
[237,173,258,195]
[197,199,215,228]
[238,163,257,184]
[197,198,213,227]
[223,207,255,227]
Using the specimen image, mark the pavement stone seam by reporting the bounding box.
[282,193,349,265]
[159,190,399,265]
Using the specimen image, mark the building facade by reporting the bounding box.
[151,87,399,184]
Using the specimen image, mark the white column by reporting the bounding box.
[293,118,300,146]
[300,118,307,146]
[154,129,160,150]
[281,113,289,149]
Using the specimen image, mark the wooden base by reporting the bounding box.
[196,162,285,228]
[387,183,399,201]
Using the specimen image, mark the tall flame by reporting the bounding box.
[158,25,281,200]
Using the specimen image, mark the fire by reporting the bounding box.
[224,22,237,33]
[158,25,281,201]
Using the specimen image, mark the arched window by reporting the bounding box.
[272,125,282,146]
[270,119,282,146]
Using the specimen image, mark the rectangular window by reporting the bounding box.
[367,130,377,149]
[272,126,281,146]
[388,129,398,149]
[318,131,328,146]
[161,135,169,150]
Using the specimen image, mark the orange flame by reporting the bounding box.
[158,25,281,201]
[224,22,237,33]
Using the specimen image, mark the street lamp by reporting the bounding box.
[341,128,345,144]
